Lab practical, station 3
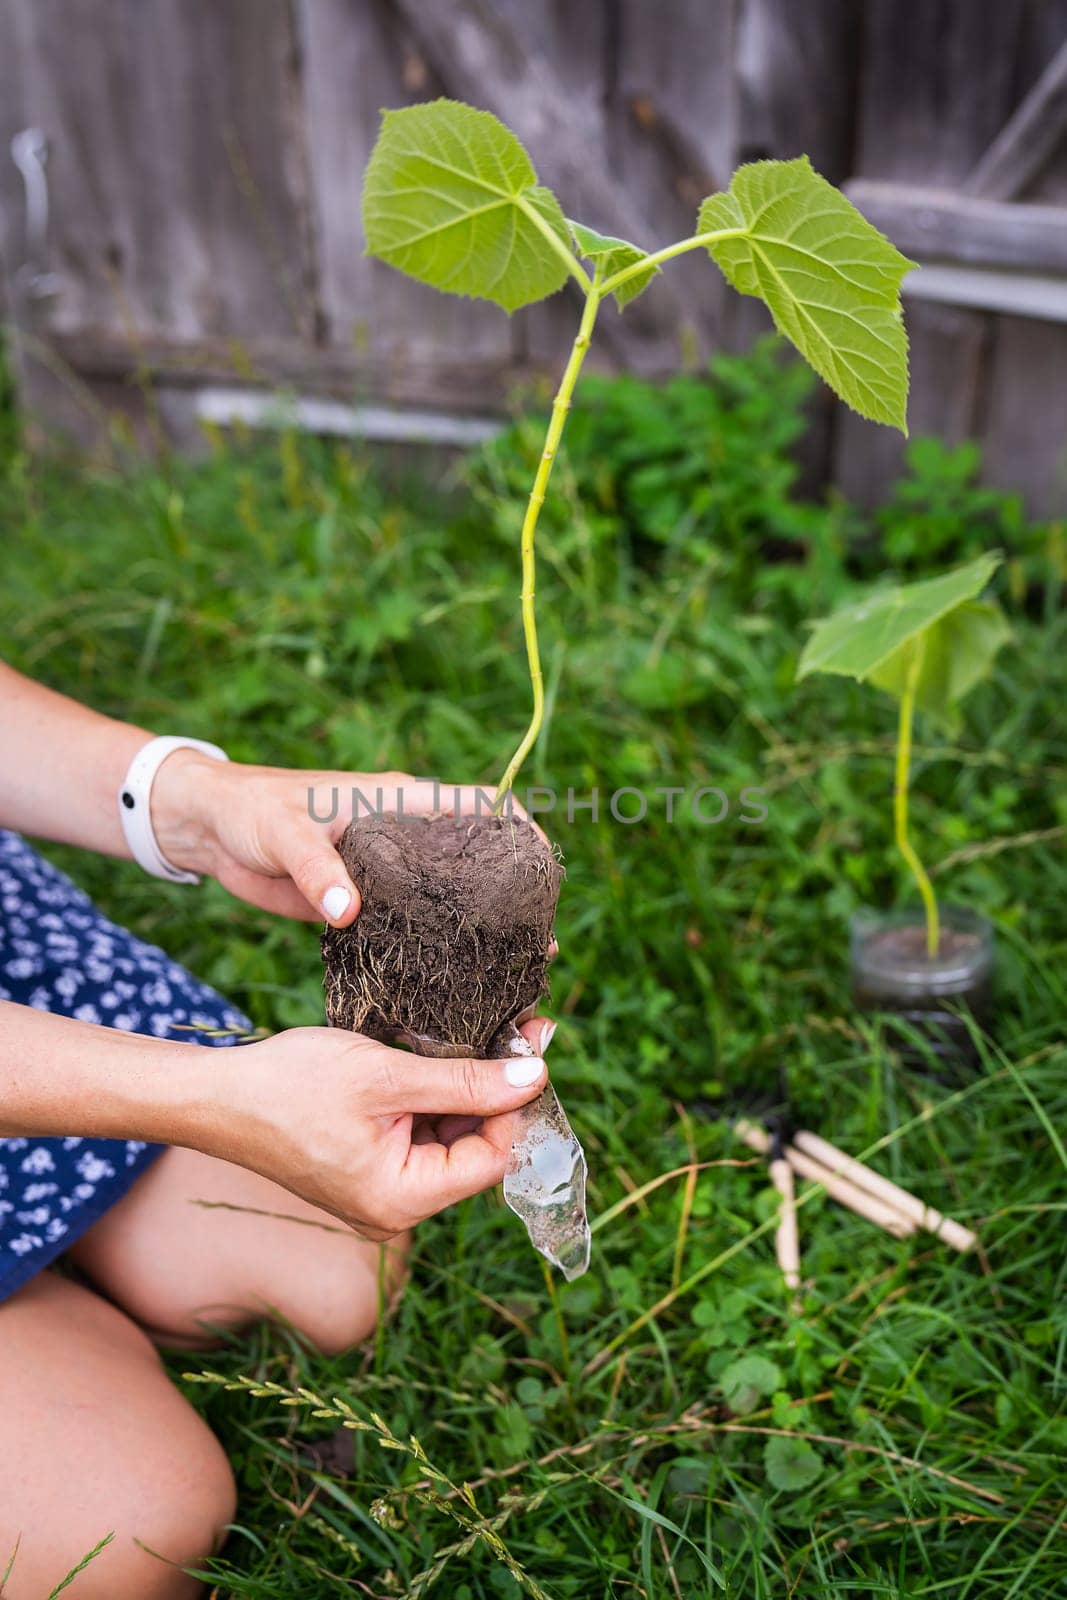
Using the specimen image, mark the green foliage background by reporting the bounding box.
[3,340,1066,1597]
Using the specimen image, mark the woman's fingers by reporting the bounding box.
[406,1016,555,1152]
[401,1110,522,1212]
[430,1112,485,1147]
[260,815,362,926]
[371,1046,546,1117]
[313,775,529,834]
[197,763,557,924]
[411,1113,484,1148]
[316,773,546,848]
[517,1015,556,1054]
[371,1016,555,1120]
[263,780,543,924]
[212,858,328,922]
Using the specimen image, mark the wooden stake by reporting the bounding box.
[769,1154,802,1310]
[735,1120,917,1240]
[791,1128,977,1253]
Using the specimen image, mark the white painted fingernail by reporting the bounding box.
[322,886,351,921]
[539,1020,557,1053]
[505,1057,545,1088]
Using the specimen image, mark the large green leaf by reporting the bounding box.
[870,599,1011,717]
[569,220,658,309]
[797,554,1009,722]
[698,158,914,430]
[361,100,574,312]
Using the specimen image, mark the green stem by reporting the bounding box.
[599,226,749,298]
[894,639,940,957]
[493,285,601,808]
[516,195,592,293]
[490,225,750,808]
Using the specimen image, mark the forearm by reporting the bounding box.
[0,999,210,1144]
[0,660,151,854]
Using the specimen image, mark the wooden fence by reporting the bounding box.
[2,0,1066,512]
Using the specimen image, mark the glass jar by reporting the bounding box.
[850,905,995,1067]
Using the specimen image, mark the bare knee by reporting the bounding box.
[284,1231,412,1357]
[133,1425,237,1598]
[59,1425,236,1600]
[3,1392,235,1600]
[0,1274,235,1600]
[72,1150,414,1355]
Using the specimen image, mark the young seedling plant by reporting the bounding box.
[797,553,1011,959]
[797,554,1010,1072]
[322,99,913,1275]
[360,99,913,809]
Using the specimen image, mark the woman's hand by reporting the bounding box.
[195,1017,552,1237]
[0,663,545,929]
[150,753,532,926]
[0,1001,552,1236]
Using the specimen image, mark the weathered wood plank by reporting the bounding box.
[482,0,628,379]
[0,25,97,454]
[732,0,858,175]
[1011,0,1067,202]
[3,0,1067,518]
[964,39,1067,201]
[845,182,1067,272]
[903,264,1067,324]
[725,0,861,485]
[852,1,1031,183]
[0,4,27,314]
[45,326,549,411]
[608,0,737,369]
[835,0,1031,506]
[382,0,679,376]
[391,0,654,253]
[295,0,517,383]
[981,316,1067,516]
[972,11,1067,515]
[3,0,316,342]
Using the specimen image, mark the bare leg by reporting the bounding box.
[70,1146,410,1352]
[0,1273,235,1599]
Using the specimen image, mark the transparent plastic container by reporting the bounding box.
[850,905,995,1066]
[497,1022,590,1281]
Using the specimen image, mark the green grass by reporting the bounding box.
[3,344,1066,1597]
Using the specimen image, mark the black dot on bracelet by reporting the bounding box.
[121,791,136,809]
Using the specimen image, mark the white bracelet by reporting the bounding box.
[117,735,229,885]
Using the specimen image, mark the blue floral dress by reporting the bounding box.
[0,830,250,1303]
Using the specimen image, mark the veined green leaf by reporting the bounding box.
[361,100,574,312]
[570,220,658,309]
[798,553,1000,680]
[870,598,1012,718]
[698,158,914,431]
[797,553,1009,723]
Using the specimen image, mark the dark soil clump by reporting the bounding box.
[322,814,561,1057]
[862,925,981,970]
